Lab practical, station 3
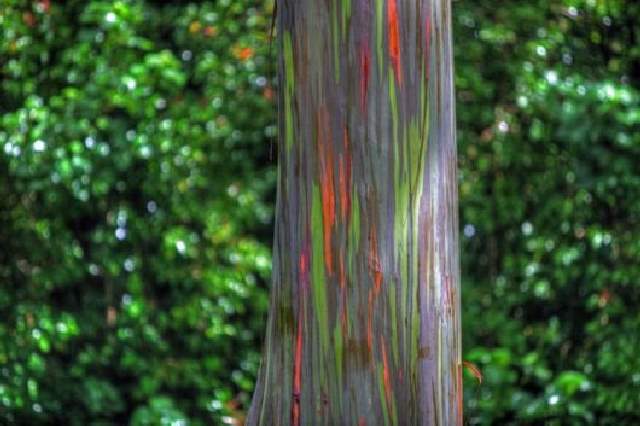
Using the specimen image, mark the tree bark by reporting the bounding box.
[248,0,460,424]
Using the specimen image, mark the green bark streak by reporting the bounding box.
[341,0,351,38]
[283,31,295,152]
[376,364,390,426]
[390,70,410,364]
[350,192,361,260]
[311,184,330,355]
[390,391,399,426]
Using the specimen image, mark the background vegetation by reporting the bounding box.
[1,0,638,424]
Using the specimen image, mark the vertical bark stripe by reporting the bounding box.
[292,312,303,426]
[360,44,371,113]
[387,0,402,85]
[318,107,336,275]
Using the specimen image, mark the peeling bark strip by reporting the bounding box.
[247,0,460,425]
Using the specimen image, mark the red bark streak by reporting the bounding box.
[321,176,335,274]
[300,245,310,291]
[381,336,393,408]
[317,108,335,274]
[387,0,402,85]
[360,44,371,112]
[292,249,309,426]
[300,250,308,279]
[359,418,366,426]
[292,315,303,426]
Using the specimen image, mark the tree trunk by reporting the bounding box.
[247,0,460,424]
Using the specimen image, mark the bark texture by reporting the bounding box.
[248,0,460,424]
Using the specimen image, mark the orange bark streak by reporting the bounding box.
[317,108,335,275]
[321,178,335,274]
[299,249,308,278]
[387,0,402,85]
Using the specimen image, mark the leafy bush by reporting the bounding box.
[456,1,640,424]
[0,0,274,424]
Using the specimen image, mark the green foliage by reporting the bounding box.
[456,0,640,424]
[0,0,274,424]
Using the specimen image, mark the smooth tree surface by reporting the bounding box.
[248,0,461,425]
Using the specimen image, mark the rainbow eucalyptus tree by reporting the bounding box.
[248,0,460,424]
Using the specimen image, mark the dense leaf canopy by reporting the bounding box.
[457,1,640,424]
[1,0,273,424]
[0,0,638,424]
